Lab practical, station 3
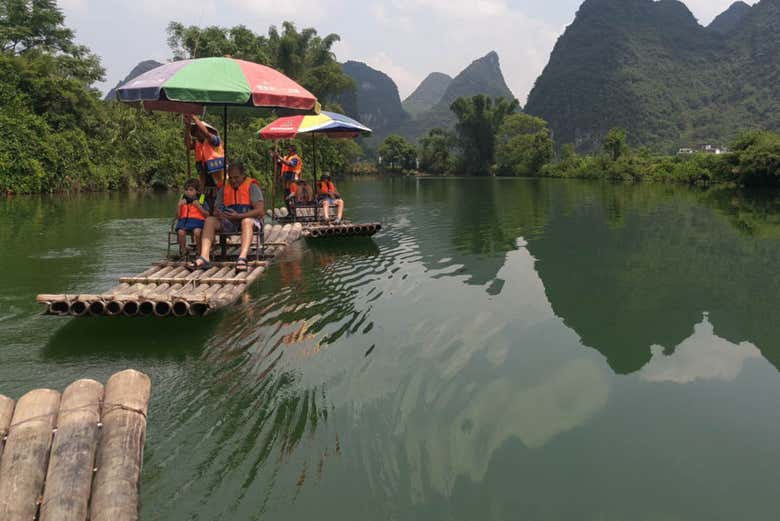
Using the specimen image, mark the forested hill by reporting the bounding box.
[525,0,780,152]
[334,61,409,137]
[402,72,452,117]
[397,51,516,141]
[707,1,752,34]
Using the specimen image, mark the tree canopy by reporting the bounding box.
[166,21,353,101]
[450,95,519,176]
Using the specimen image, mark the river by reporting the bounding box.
[1,178,779,520]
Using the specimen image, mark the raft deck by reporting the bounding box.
[0,370,151,521]
[37,222,304,318]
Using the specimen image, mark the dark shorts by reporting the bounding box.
[176,218,204,231]
[319,196,338,206]
[219,218,262,234]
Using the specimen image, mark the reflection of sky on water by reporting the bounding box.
[305,239,611,498]
[639,314,763,384]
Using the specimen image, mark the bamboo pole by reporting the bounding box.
[40,379,104,521]
[0,395,14,459]
[0,389,61,521]
[89,370,151,521]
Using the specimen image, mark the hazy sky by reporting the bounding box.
[60,0,755,102]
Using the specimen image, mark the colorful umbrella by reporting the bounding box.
[116,57,320,113]
[257,111,372,140]
[258,112,371,206]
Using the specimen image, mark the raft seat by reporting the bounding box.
[289,202,336,223]
[167,219,265,261]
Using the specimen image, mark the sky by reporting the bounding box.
[59,0,756,103]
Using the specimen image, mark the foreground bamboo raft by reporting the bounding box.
[37,222,304,318]
[0,369,151,521]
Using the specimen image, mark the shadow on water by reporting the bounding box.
[42,316,219,360]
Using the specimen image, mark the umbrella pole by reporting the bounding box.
[183,115,191,180]
[274,141,279,218]
[313,133,318,196]
[223,105,229,173]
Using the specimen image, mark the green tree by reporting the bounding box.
[166,21,353,101]
[725,131,780,186]
[379,135,416,172]
[450,95,519,176]
[1,0,74,55]
[418,128,455,175]
[495,113,554,176]
[603,128,628,161]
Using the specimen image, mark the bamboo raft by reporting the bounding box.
[301,222,382,238]
[0,369,151,521]
[37,222,304,318]
[269,207,382,238]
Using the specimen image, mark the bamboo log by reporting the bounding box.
[0,389,61,521]
[89,370,151,521]
[0,395,14,459]
[40,379,104,521]
[122,301,139,317]
[171,301,190,317]
[102,266,166,297]
[119,276,250,286]
[71,300,89,317]
[154,261,267,268]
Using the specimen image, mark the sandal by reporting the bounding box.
[236,257,248,273]
[186,255,212,271]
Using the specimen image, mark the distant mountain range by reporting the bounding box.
[525,0,780,152]
[335,51,516,142]
[402,72,452,117]
[106,0,780,152]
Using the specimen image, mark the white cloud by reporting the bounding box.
[360,52,421,98]
[639,314,762,384]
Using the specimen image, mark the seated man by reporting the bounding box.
[317,174,344,224]
[188,161,265,273]
[286,178,314,206]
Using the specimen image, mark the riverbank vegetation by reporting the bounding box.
[3,3,779,193]
[380,93,780,187]
[1,1,362,194]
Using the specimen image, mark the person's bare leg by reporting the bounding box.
[199,216,222,261]
[177,229,187,256]
[336,200,344,220]
[193,228,202,253]
[239,218,255,259]
[322,200,331,223]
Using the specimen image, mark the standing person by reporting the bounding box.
[274,144,303,199]
[175,179,207,258]
[317,174,345,224]
[187,161,265,273]
[185,114,225,207]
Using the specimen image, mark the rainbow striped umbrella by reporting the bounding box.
[257,111,372,140]
[258,112,371,203]
[116,57,319,114]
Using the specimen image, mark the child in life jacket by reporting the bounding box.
[176,179,208,257]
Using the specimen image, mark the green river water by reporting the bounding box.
[1,178,779,520]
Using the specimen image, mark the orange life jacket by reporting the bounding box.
[318,180,336,194]
[178,194,207,221]
[223,178,259,213]
[281,154,303,177]
[195,138,225,175]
